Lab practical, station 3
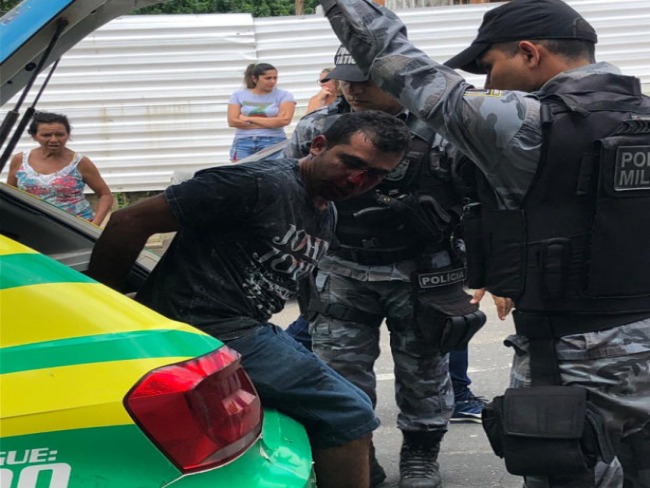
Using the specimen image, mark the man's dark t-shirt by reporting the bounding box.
[136,158,335,338]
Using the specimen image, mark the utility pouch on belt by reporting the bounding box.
[412,265,486,353]
[482,386,615,476]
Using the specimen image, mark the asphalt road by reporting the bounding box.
[272,296,523,488]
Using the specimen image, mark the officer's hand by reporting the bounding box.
[470,288,486,304]
[492,295,514,320]
[470,289,514,320]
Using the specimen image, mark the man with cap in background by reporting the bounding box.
[284,46,488,488]
[316,0,650,487]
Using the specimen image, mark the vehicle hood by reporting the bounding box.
[1,0,165,106]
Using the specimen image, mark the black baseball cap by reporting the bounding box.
[322,45,368,82]
[445,0,597,74]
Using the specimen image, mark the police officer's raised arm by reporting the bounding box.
[319,0,540,208]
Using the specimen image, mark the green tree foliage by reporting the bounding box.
[134,0,319,16]
[1,0,21,16]
[0,0,319,17]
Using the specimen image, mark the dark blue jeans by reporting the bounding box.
[224,323,378,448]
[449,347,472,401]
[286,315,313,351]
[229,136,285,161]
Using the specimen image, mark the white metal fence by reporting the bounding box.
[387,0,463,7]
[2,0,649,192]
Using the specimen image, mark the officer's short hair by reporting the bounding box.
[493,39,596,64]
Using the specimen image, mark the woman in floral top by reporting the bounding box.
[7,112,113,225]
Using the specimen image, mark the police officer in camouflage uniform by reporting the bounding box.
[284,46,485,488]
[318,0,650,487]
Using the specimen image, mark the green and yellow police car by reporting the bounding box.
[0,229,314,488]
[0,1,315,486]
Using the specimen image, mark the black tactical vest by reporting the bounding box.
[465,73,650,321]
[333,115,462,265]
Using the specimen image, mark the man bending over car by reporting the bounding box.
[88,110,411,488]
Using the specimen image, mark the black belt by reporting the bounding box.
[333,244,445,266]
[310,301,383,324]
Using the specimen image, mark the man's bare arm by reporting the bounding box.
[88,194,180,290]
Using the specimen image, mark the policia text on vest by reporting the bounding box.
[615,145,650,190]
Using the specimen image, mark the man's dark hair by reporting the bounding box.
[28,111,71,135]
[322,110,410,156]
[494,39,595,63]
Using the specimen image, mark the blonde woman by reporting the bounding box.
[306,67,341,114]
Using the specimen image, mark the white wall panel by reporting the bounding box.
[2,1,649,193]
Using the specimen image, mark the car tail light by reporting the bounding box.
[124,346,262,473]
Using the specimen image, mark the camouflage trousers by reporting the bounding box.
[310,270,453,432]
[505,318,650,488]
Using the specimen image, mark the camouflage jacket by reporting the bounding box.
[319,0,623,209]
[284,97,350,158]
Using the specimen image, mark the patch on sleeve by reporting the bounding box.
[464,89,503,98]
[614,145,650,190]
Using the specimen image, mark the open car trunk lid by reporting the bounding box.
[1,0,165,106]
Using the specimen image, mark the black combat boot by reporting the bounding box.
[370,441,387,487]
[398,431,445,488]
